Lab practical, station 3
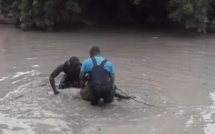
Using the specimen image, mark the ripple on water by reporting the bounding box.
[0,78,165,134]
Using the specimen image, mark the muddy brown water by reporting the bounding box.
[0,25,215,134]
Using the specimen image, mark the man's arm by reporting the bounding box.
[49,64,64,95]
[80,59,90,89]
[110,73,115,83]
[79,72,87,89]
[106,61,114,83]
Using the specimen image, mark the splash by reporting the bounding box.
[186,116,194,127]
[0,75,11,82]
[0,77,161,134]
[26,57,38,60]
[0,79,83,134]
[32,65,40,68]
[11,70,41,79]
[201,92,215,134]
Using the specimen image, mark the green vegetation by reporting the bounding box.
[168,0,210,32]
[0,0,81,30]
[0,0,214,31]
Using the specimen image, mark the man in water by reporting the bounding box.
[50,55,130,100]
[80,46,128,105]
[49,56,81,95]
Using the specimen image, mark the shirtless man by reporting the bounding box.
[49,56,81,95]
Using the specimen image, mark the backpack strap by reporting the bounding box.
[100,59,108,67]
[91,57,97,67]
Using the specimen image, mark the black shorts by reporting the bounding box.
[89,83,115,105]
[58,75,79,89]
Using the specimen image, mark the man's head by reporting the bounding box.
[90,46,100,57]
[69,56,80,72]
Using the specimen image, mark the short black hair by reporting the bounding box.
[69,56,80,67]
[90,46,100,57]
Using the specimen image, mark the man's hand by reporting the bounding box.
[49,64,64,96]
[54,90,60,95]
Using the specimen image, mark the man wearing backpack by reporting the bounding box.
[80,46,116,105]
